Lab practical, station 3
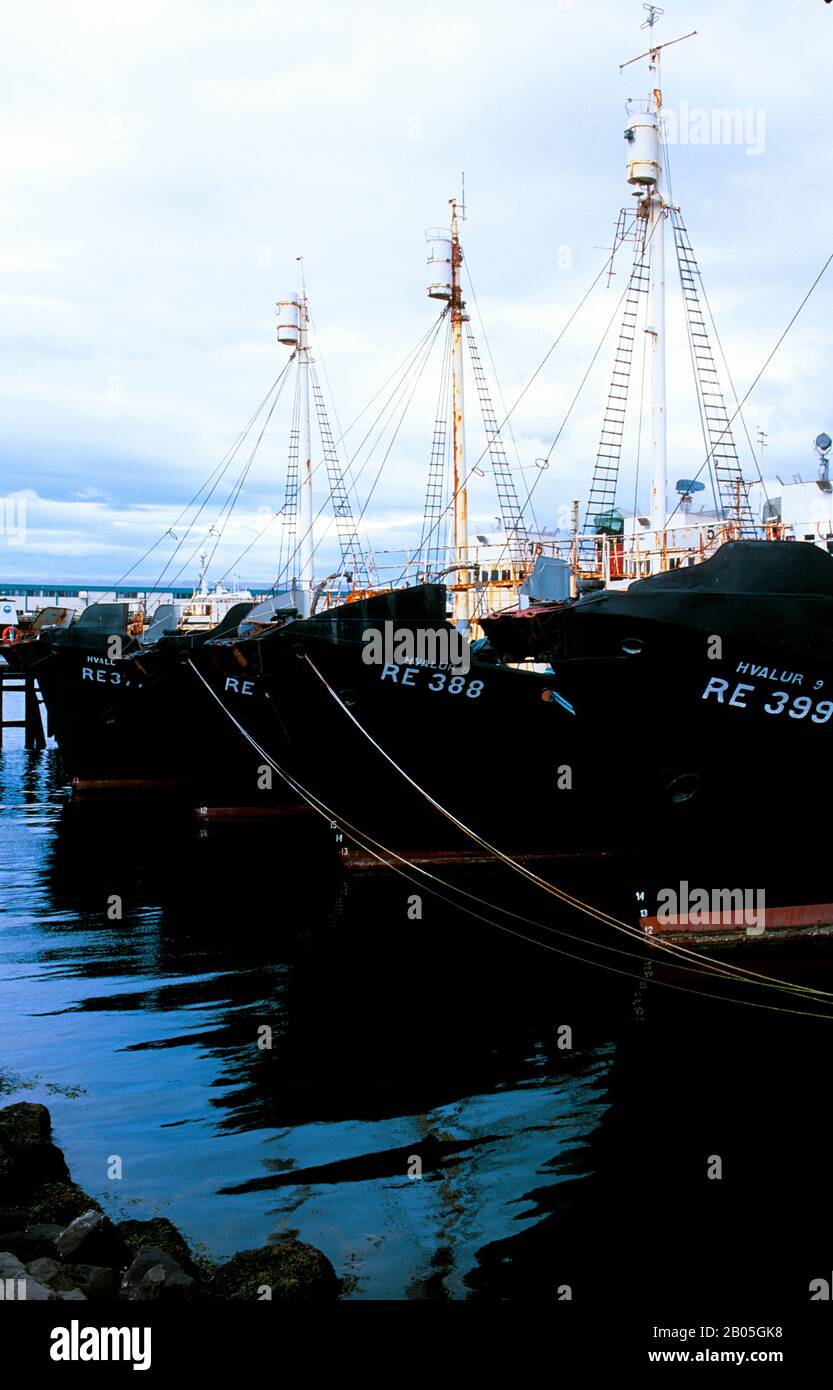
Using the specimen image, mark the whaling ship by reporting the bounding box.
[187,13,833,945]
[3,10,833,947]
[0,272,351,802]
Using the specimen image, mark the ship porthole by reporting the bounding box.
[621,637,644,655]
[664,772,700,804]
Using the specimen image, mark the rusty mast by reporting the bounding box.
[449,197,470,627]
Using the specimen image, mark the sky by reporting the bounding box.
[1,0,832,587]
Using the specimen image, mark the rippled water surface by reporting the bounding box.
[0,745,625,1298]
[3,739,833,1301]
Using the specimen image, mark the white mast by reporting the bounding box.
[276,264,315,615]
[623,8,696,571]
[646,33,667,561]
[296,259,315,616]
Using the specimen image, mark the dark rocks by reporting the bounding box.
[0,1102,70,1200]
[0,1250,86,1301]
[70,1263,121,1301]
[0,1101,51,1145]
[208,1240,339,1301]
[0,1250,35,1291]
[27,1181,102,1226]
[119,1246,198,1302]
[0,1250,55,1300]
[26,1256,84,1295]
[0,1147,13,1192]
[54,1209,130,1270]
[0,1206,27,1234]
[24,1256,116,1301]
[0,1101,339,1303]
[0,1222,64,1262]
[115,1217,198,1277]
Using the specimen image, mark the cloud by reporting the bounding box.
[1,0,831,582]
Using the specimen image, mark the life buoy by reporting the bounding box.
[535,543,543,557]
[2,625,18,643]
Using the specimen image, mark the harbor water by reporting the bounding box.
[2,731,833,1302]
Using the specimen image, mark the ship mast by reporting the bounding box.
[276,262,314,616]
[645,23,666,560]
[425,196,470,625]
[296,259,315,616]
[622,7,695,570]
[449,197,469,627]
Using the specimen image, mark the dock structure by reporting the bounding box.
[0,666,46,749]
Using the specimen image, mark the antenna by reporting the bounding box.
[641,4,663,29]
[815,431,832,483]
[621,29,696,72]
[460,171,466,223]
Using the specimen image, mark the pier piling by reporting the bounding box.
[0,668,46,749]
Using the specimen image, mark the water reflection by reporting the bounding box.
[0,745,626,1298]
[5,745,833,1302]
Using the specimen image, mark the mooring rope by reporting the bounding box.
[185,657,833,1016]
[301,652,833,1003]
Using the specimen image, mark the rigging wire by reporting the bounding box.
[701,274,769,502]
[405,212,666,585]
[276,365,303,583]
[463,258,541,535]
[96,368,289,606]
[195,381,287,583]
[390,243,629,585]
[667,207,721,515]
[664,248,833,529]
[485,210,665,572]
[309,311,369,535]
[274,308,448,592]
[162,363,292,596]
[331,313,446,449]
[269,312,448,592]
[343,312,448,553]
[110,313,445,610]
[418,313,454,571]
[149,360,294,595]
[198,315,445,599]
[663,141,769,510]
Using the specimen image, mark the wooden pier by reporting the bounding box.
[0,667,46,749]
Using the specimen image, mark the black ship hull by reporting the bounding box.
[191,544,833,852]
[184,542,833,942]
[0,600,282,804]
[7,541,833,945]
[7,542,830,843]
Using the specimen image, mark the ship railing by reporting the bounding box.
[574,521,749,584]
[777,520,833,548]
[315,519,773,612]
